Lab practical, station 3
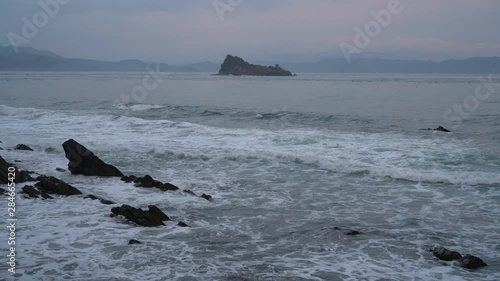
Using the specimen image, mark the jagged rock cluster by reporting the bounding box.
[1,139,215,245]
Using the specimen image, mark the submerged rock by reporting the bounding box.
[159,182,179,191]
[62,139,124,177]
[15,144,34,151]
[84,194,115,205]
[217,55,293,76]
[122,174,180,192]
[346,230,362,236]
[128,239,142,245]
[431,246,462,261]
[177,221,189,227]
[183,189,196,196]
[431,247,487,269]
[133,175,162,188]
[111,204,170,227]
[434,126,451,132]
[201,193,213,201]
[423,126,451,132]
[55,167,66,172]
[458,254,487,269]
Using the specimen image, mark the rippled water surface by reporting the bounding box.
[0,72,499,280]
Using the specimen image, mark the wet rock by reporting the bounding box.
[35,175,82,196]
[128,239,142,245]
[55,168,66,172]
[62,139,124,177]
[431,246,462,261]
[22,185,40,198]
[148,205,171,221]
[159,182,179,191]
[346,230,362,236]
[84,194,114,205]
[458,254,487,269]
[15,144,33,151]
[0,156,35,184]
[111,204,170,227]
[16,170,36,183]
[133,175,163,188]
[177,221,189,227]
[121,176,134,183]
[183,189,196,196]
[100,199,115,205]
[84,194,99,200]
[22,185,53,199]
[434,126,451,132]
[0,187,5,195]
[201,193,213,201]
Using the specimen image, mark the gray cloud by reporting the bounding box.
[1,0,499,64]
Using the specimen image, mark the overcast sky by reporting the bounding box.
[1,0,500,64]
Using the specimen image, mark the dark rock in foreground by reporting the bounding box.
[35,175,82,196]
[111,204,171,227]
[431,247,487,269]
[128,239,142,245]
[15,144,34,151]
[459,254,488,269]
[62,139,124,177]
[431,246,462,261]
[0,156,35,184]
[22,185,53,199]
[217,55,293,76]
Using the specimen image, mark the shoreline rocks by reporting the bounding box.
[121,175,181,192]
[431,246,487,269]
[62,139,124,177]
[36,175,82,196]
[111,204,171,227]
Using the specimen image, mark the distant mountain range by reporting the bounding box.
[1,46,500,74]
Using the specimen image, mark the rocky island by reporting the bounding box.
[217,54,294,76]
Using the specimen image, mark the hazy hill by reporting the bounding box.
[1,46,499,74]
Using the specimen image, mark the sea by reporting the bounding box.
[0,72,499,281]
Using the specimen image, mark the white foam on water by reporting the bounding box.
[112,102,166,111]
[1,104,499,280]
